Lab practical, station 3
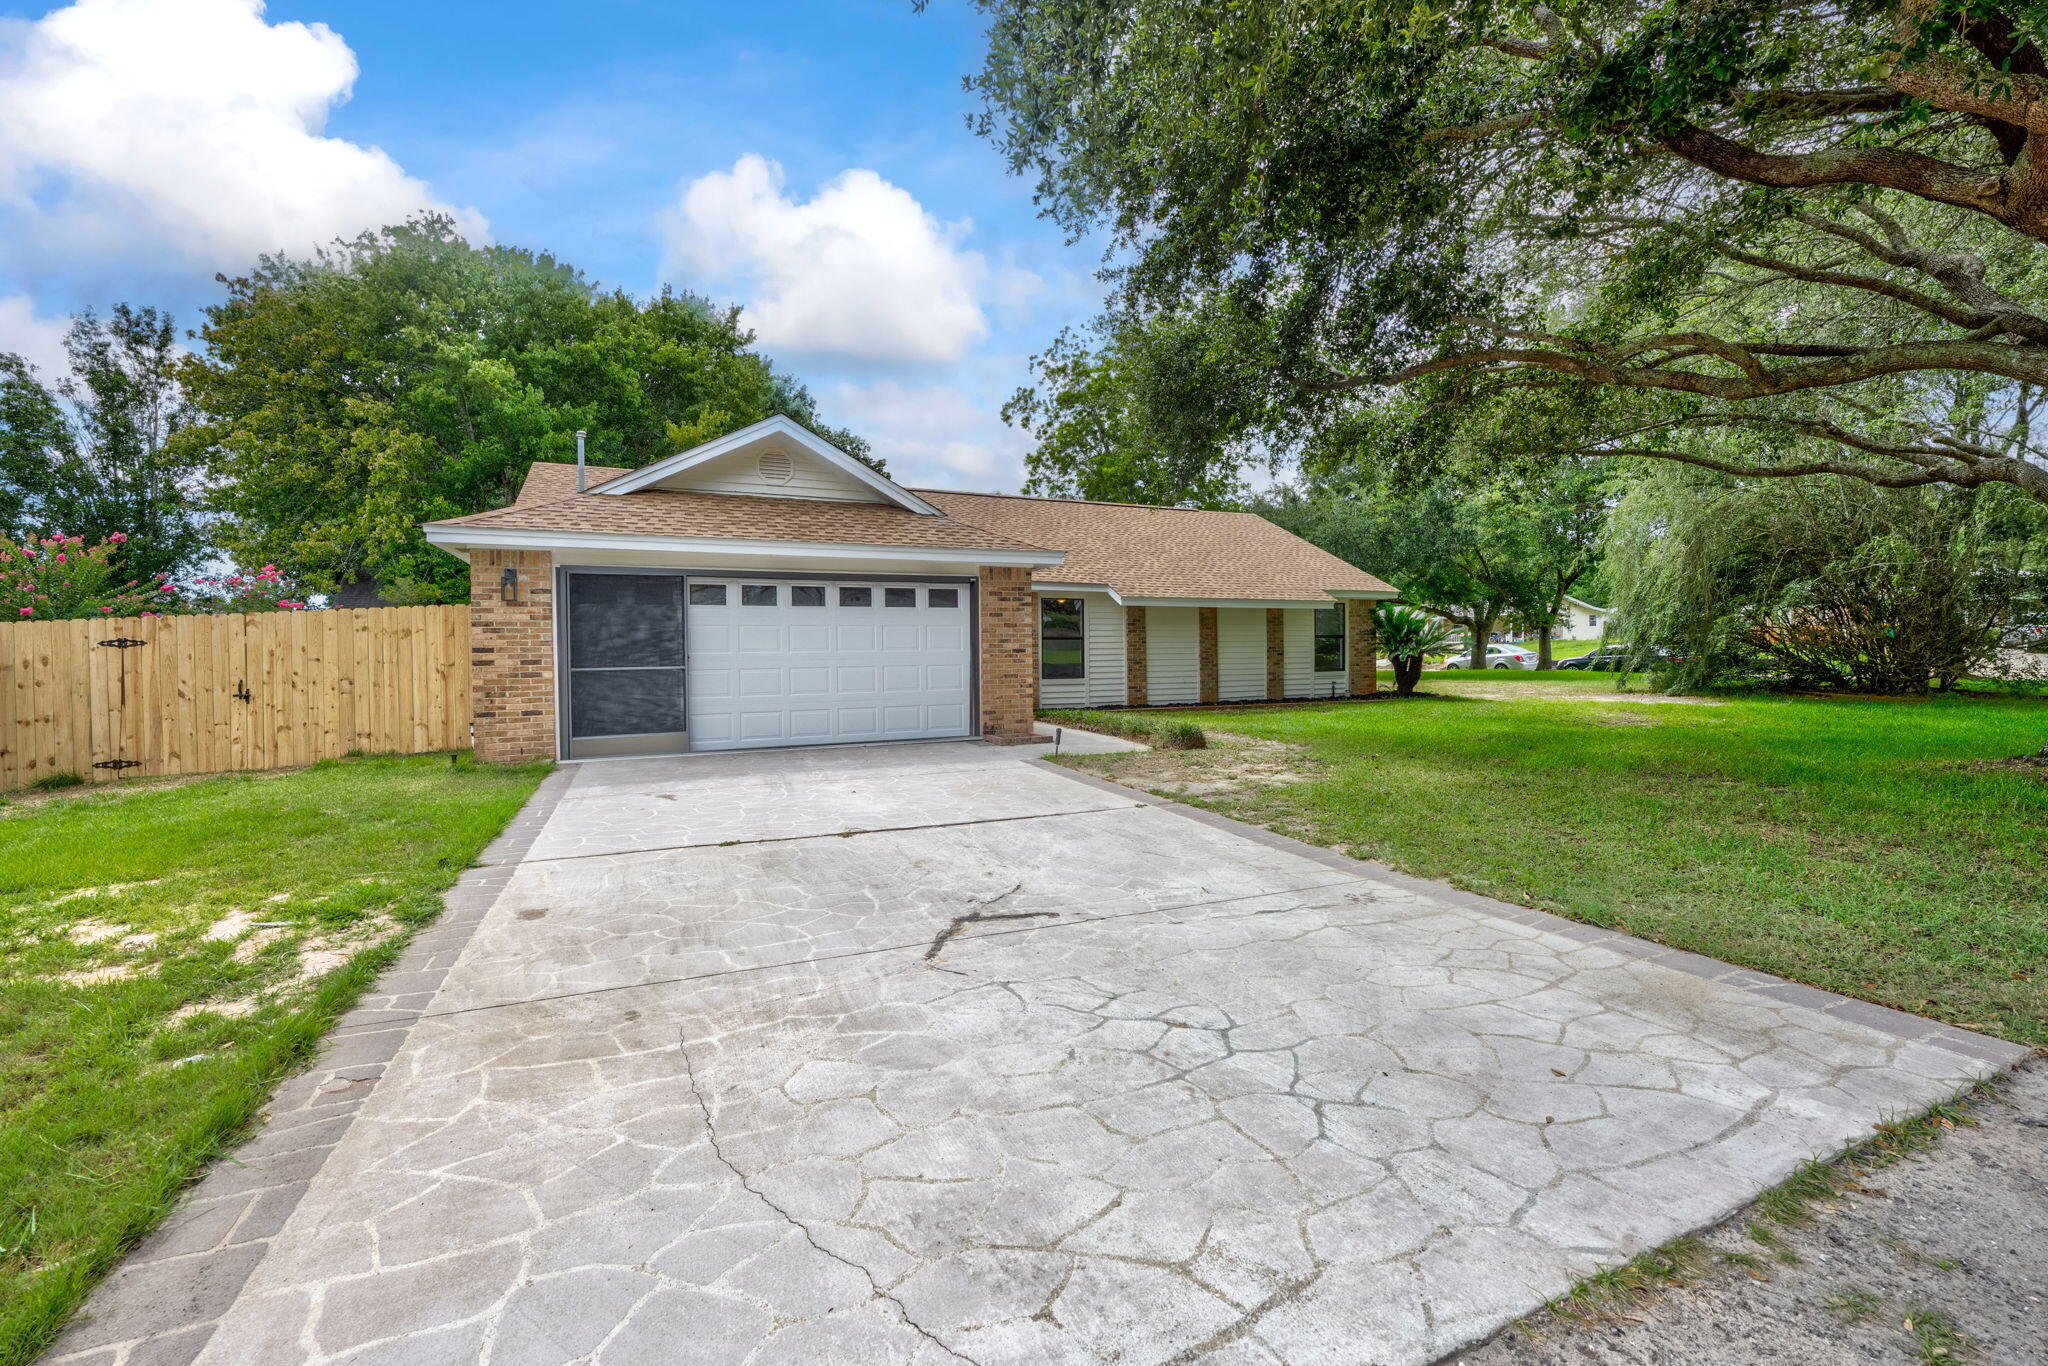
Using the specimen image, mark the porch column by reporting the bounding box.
[469,548,556,763]
[1347,601,1380,697]
[1265,609,1286,700]
[1124,606,1148,706]
[1198,607,1220,704]
[978,566,1039,744]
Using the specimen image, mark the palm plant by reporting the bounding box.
[1374,604,1457,696]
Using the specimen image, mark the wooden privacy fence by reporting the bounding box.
[1,606,472,789]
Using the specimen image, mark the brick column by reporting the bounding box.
[978,567,1038,744]
[1265,609,1286,700]
[469,548,556,763]
[1198,607,1220,704]
[1347,600,1379,697]
[1124,606,1148,706]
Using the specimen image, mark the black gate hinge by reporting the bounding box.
[93,758,143,771]
[97,637,148,649]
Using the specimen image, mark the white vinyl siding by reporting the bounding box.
[1284,606,1350,699]
[1036,591,1127,708]
[1144,606,1201,704]
[1217,608,1267,701]
[657,447,884,502]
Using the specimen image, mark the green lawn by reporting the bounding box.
[1062,677,2048,1048]
[0,754,546,1366]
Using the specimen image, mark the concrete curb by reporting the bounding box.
[39,766,580,1366]
[1031,758,2035,1069]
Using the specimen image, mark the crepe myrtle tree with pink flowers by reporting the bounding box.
[0,532,176,619]
[1,533,309,619]
[181,563,307,613]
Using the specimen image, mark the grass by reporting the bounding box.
[0,753,546,1366]
[1060,673,2048,1046]
[1041,707,1207,749]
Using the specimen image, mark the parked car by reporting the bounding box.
[1441,644,1538,670]
[1558,646,1683,671]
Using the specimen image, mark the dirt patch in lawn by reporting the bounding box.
[1063,731,1325,800]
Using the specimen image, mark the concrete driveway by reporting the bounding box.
[50,737,2025,1366]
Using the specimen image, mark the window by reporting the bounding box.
[741,584,777,606]
[1041,597,1085,679]
[838,586,872,607]
[688,583,726,606]
[884,587,917,608]
[791,585,825,606]
[1313,605,1346,673]
[927,587,959,608]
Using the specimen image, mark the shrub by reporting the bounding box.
[0,533,178,620]
[1041,708,1207,749]
[26,771,85,791]
[181,564,307,613]
[1373,604,1458,695]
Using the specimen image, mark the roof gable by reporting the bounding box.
[590,416,939,513]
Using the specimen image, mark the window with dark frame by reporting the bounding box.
[838,586,872,606]
[1313,605,1346,673]
[688,583,726,606]
[884,587,916,607]
[791,585,825,606]
[740,584,777,606]
[1041,597,1085,679]
[927,587,959,608]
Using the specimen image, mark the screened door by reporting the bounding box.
[564,572,688,758]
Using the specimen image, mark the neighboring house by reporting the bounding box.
[1557,595,1611,636]
[423,416,1397,760]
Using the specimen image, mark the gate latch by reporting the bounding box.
[97,637,148,649]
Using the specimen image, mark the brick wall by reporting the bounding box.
[469,549,556,763]
[979,566,1039,744]
[1198,608,1220,704]
[1125,607,1148,706]
[1347,600,1380,697]
[1265,609,1286,700]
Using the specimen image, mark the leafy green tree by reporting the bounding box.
[179,217,872,603]
[960,0,2048,506]
[0,306,203,581]
[1609,469,2047,693]
[1259,467,1554,658]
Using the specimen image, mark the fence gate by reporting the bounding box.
[2,606,471,789]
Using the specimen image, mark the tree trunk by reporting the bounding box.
[1469,614,1495,665]
[1393,656,1424,695]
[1537,622,1554,670]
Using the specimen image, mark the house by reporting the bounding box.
[423,417,1397,760]
[1558,595,1611,636]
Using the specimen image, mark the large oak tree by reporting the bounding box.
[959,0,2048,504]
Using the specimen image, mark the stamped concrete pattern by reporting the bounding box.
[47,735,2029,1366]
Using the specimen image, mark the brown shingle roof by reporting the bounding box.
[430,462,1053,555]
[916,490,1393,602]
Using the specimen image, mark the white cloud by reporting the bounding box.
[0,294,72,374]
[0,0,481,272]
[662,154,1035,366]
[824,378,1033,489]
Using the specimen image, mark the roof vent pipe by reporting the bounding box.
[575,430,588,491]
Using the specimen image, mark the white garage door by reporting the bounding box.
[684,578,974,751]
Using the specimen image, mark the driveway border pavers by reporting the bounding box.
[39,768,579,1366]
[39,748,2032,1365]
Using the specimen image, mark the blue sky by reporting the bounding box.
[0,0,1109,489]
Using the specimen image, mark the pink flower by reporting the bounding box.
[54,553,66,563]
[100,606,113,614]
[108,532,129,544]
[16,606,30,616]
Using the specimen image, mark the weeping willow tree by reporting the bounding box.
[1609,469,2045,693]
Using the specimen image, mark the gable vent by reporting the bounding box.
[757,450,794,484]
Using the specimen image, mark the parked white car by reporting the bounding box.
[1441,644,1539,670]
